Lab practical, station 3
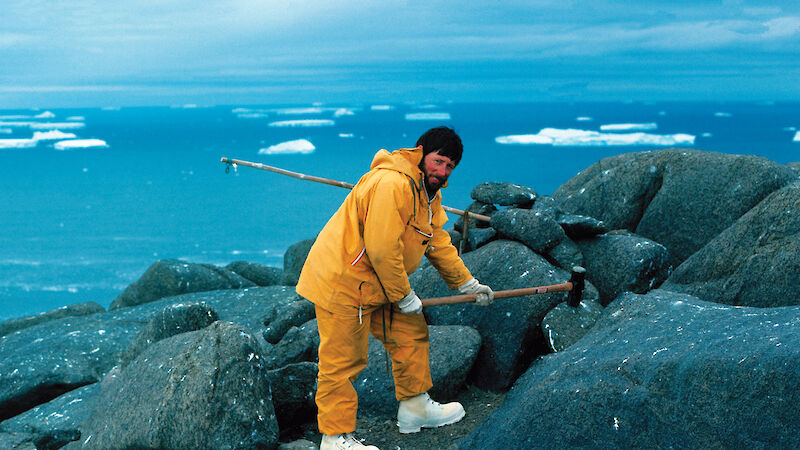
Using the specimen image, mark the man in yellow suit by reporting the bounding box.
[296,126,494,450]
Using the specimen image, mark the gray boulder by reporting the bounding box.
[0,303,105,338]
[0,384,99,446]
[471,182,537,207]
[265,362,318,433]
[414,240,598,391]
[490,208,567,253]
[553,149,796,265]
[541,299,604,352]
[460,226,497,253]
[263,319,320,370]
[459,289,800,449]
[110,259,255,310]
[76,321,279,449]
[226,261,283,286]
[454,201,497,231]
[662,180,800,307]
[356,325,481,418]
[576,231,671,305]
[0,286,298,424]
[546,238,584,270]
[557,214,609,239]
[120,302,219,368]
[281,238,315,286]
[263,299,316,344]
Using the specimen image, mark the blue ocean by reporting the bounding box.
[1,102,798,321]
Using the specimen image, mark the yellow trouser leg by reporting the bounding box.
[314,304,370,436]
[370,304,433,401]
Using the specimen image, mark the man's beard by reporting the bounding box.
[424,174,445,198]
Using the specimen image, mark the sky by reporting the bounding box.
[1,0,799,108]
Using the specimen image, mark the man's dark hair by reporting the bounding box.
[416,126,463,166]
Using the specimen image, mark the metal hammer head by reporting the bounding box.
[567,266,586,307]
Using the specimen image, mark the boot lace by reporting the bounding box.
[339,433,366,449]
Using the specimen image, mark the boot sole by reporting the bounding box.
[397,408,466,434]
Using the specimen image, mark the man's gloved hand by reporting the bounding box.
[398,290,423,314]
[458,278,494,306]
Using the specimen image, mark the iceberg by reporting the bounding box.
[33,130,78,141]
[0,128,11,134]
[259,139,315,155]
[268,119,334,127]
[53,139,109,150]
[274,107,324,115]
[495,128,695,146]
[0,121,86,130]
[371,105,394,111]
[576,117,593,122]
[334,108,356,117]
[714,112,733,118]
[794,131,800,142]
[339,133,355,138]
[600,123,658,131]
[405,112,451,121]
[0,138,37,149]
[34,111,56,119]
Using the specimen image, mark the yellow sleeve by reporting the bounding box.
[361,174,412,303]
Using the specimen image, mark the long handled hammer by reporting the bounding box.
[421,266,586,308]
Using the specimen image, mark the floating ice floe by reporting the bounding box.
[701,132,713,138]
[576,117,593,122]
[33,130,78,141]
[0,128,11,134]
[714,112,733,118]
[339,133,355,138]
[495,128,695,146]
[334,108,356,117]
[35,111,56,119]
[0,138,37,149]
[259,139,315,155]
[0,121,86,130]
[274,107,325,115]
[600,123,658,131]
[794,131,800,142]
[54,139,109,150]
[371,105,394,111]
[67,116,85,121]
[404,112,451,121]
[268,119,334,127]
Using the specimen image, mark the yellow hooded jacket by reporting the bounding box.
[296,146,472,313]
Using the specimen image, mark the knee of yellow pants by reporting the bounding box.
[314,304,371,435]
[370,305,433,401]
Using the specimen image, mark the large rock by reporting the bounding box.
[541,299,604,352]
[263,319,320,370]
[459,290,800,448]
[75,321,279,449]
[263,299,316,344]
[576,231,672,305]
[471,182,537,207]
[355,325,481,418]
[490,208,567,253]
[662,180,800,307]
[110,259,255,310]
[0,384,99,445]
[281,238,315,286]
[120,302,219,368]
[0,303,105,338]
[553,149,796,265]
[0,286,298,424]
[226,261,283,286]
[265,362,318,434]
[413,240,598,391]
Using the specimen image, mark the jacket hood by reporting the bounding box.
[369,146,448,190]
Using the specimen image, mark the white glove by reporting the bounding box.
[398,290,423,314]
[458,278,494,306]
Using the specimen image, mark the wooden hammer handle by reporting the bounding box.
[421,282,574,307]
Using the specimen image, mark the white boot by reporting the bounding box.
[397,392,465,434]
[320,433,380,450]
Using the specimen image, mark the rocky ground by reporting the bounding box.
[287,386,507,449]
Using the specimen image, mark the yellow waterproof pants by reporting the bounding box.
[314,302,433,436]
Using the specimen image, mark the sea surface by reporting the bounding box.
[1,102,798,320]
